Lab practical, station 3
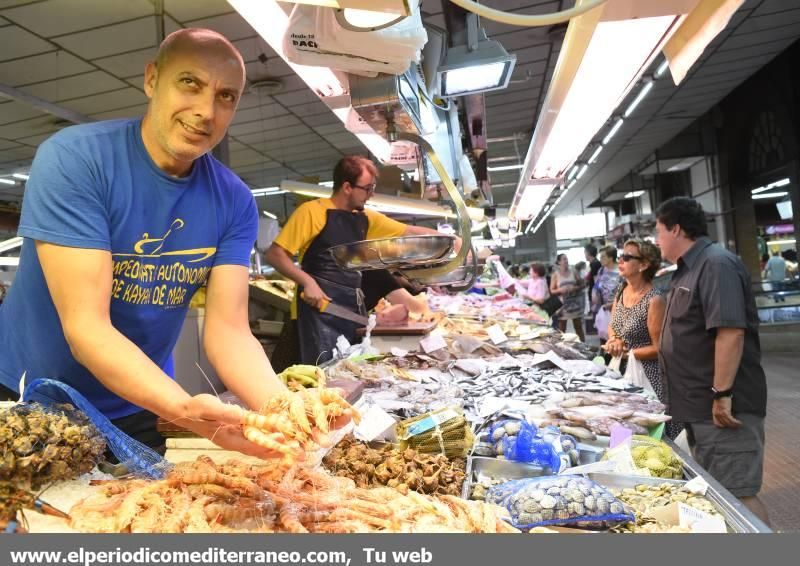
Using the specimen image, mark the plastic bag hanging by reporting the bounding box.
[624,351,655,395]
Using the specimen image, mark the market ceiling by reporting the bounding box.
[0,0,799,218]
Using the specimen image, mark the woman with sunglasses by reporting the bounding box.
[605,240,679,437]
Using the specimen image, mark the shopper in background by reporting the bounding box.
[763,248,787,302]
[520,262,550,306]
[655,196,769,523]
[550,254,586,341]
[584,244,602,299]
[0,29,289,457]
[592,246,622,338]
[265,156,445,365]
[574,261,588,281]
[604,240,679,438]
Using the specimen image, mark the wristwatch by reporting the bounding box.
[711,386,733,400]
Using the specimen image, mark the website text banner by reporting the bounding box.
[2,534,796,566]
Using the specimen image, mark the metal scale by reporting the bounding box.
[327,71,478,291]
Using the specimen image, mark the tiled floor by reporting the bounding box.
[759,353,800,532]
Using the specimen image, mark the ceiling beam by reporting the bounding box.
[0,83,94,125]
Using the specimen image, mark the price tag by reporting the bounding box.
[506,311,521,319]
[354,405,397,442]
[679,503,727,532]
[404,409,459,438]
[518,325,535,341]
[486,324,508,345]
[419,329,447,353]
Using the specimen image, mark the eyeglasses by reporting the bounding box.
[351,183,376,194]
[619,253,643,262]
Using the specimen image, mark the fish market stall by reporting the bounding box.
[3,332,769,534]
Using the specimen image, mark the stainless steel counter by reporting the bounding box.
[667,439,772,533]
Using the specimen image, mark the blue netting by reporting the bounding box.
[22,378,172,479]
[487,475,634,530]
[489,419,562,471]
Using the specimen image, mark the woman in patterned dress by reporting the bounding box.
[605,240,681,438]
[550,253,586,341]
[592,246,621,340]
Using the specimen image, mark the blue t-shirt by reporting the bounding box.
[0,119,257,419]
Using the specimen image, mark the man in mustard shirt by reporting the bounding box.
[265,155,441,364]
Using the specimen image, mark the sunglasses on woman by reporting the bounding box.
[619,253,643,262]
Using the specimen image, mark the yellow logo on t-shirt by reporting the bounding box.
[110,219,216,308]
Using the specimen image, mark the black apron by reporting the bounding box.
[297,209,369,365]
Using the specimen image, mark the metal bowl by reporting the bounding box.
[328,235,455,271]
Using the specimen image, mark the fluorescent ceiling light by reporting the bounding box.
[588,145,603,163]
[487,164,524,172]
[0,178,15,185]
[12,173,29,180]
[567,165,579,180]
[227,0,347,98]
[0,237,23,254]
[751,191,788,200]
[624,190,645,198]
[251,187,286,197]
[575,164,588,180]
[281,180,485,221]
[567,179,577,189]
[523,13,678,181]
[751,177,791,194]
[439,39,516,97]
[513,180,558,220]
[624,80,654,118]
[524,218,536,234]
[655,59,670,78]
[768,239,796,246]
[666,156,703,172]
[602,118,624,145]
[262,211,278,219]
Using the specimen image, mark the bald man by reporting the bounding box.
[0,29,286,458]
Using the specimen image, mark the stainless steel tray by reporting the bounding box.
[576,442,606,465]
[667,439,771,533]
[587,473,686,489]
[328,235,455,271]
[462,456,546,499]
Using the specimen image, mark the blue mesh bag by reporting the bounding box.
[23,378,171,479]
[487,475,634,530]
[489,419,562,471]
